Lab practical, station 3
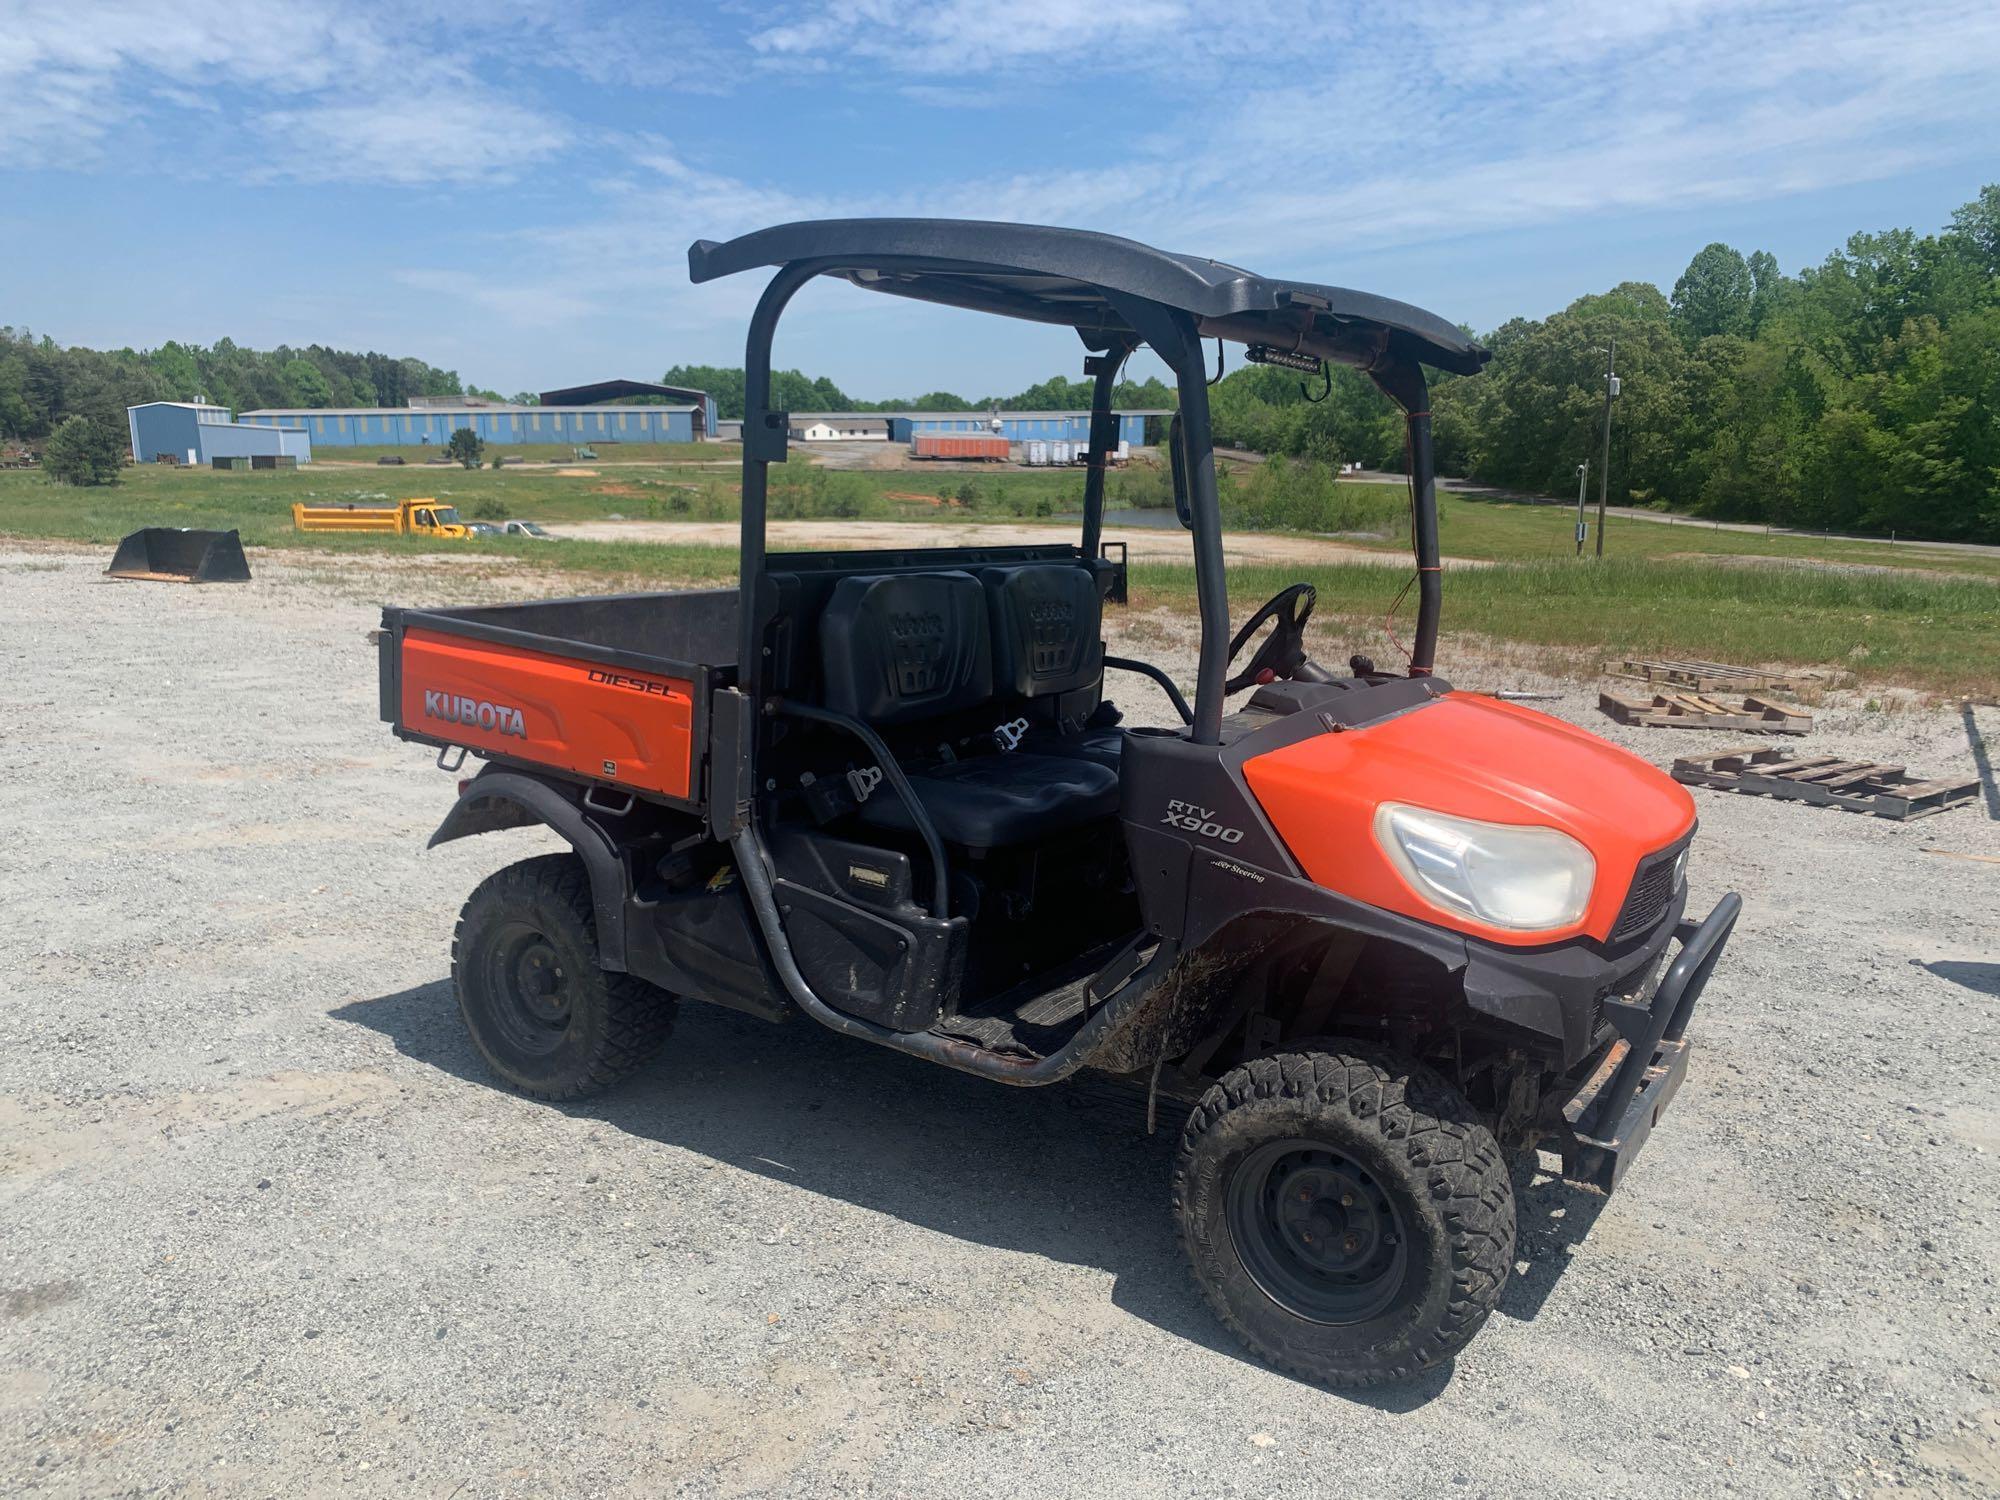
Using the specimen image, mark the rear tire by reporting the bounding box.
[452,853,675,1100]
[1173,1045,1514,1387]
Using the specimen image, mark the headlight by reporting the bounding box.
[1372,803,1596,931]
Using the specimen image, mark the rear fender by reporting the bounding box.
[429,769,631,970]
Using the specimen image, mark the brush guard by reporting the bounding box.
[1559,892,1741,1192]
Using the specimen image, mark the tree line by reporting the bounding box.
[0,331,478,444]
[1208,184,2000,542]
[673,185,2000,542]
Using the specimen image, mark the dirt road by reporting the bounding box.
[551,516,1476,569]
[1,544,1995,1498]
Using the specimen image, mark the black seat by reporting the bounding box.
[981,563,1104,698]
[818,570,1120,848]
[820,570,992,720]
[855,753,1118,845]
[1027,723,1124,768]
[979,562,1123,768]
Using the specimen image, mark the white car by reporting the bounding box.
[501,520,554,539]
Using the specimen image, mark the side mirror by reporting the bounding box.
[1168,413,1193,532]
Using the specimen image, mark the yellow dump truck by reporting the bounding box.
[291,498,473,539]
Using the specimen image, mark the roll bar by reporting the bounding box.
[732,255,1446,731]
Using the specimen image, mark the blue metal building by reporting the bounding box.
[237,402,699,448]
[885,410,1162,445]
[127,402,312,465]
[538,380,718,438]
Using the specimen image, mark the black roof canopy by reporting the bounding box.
[687,218,1487,377]
[537,378,710,408]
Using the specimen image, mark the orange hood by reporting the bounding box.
[1241,692,1695,947]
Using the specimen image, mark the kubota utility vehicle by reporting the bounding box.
[377,220,1739,1386]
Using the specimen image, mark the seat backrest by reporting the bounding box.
[819,571,993,724]
[980,563,1104,699]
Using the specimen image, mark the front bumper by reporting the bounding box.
[1558,892,1741,1193]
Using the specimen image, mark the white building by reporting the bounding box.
[788,414,891,441]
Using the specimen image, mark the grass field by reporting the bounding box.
[0,458,1129,538]
[5,463,1997,696]
[1140,558,1998,696]
[1341,490,2000,580]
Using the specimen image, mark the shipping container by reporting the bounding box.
[910,434,1010,461]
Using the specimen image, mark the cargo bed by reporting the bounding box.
[379,589,738,813]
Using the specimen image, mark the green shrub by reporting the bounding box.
[445,427,484,469]
[1222,456,1406,535]
[43,414,125,486]
[766,460,866,519]
[472,498,507,519]
[1112,458,1174,509]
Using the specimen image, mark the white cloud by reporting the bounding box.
[8,0,2000,393]
[376,0,2000,384]
[750,0,1193,70]
[0,0,355,159]
[0,0,570,181]
[737,0,2000,274]
[253,95,571,185]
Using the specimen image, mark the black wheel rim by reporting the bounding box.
[1225,1138,1410,1325]
[480,920,574,1057]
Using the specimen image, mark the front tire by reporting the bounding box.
[1174,1046,1515,1387]
[452,853,676,1100]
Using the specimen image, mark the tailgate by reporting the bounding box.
[383,616,704,805]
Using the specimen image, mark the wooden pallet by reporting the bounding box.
[1609,657,1799,693]
[1671,746,1978,820]
[1600,690,1810,734]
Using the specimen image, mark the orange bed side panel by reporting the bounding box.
[399,626,696,800]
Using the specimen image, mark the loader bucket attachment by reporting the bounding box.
[105,527,252,584]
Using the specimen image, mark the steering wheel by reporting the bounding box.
[1225,583,1334,693]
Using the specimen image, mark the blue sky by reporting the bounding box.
[3,0,1998,400]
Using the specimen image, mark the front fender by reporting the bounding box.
[429,769,631,971]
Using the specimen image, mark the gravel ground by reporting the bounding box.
[2,542,1997,1499]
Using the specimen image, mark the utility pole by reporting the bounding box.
[1595,336,1616,558]
[1574,461,1589,555]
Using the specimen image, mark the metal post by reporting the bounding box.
[1401,406,1442,676]
[1368,361,1442,678]
[1173,338,1231,744]
[1079,348,1125,561]
[1575,460,1589,556]
[1595,336,1615,559]
[1102,293,1229,744]
[737,260,829,695]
